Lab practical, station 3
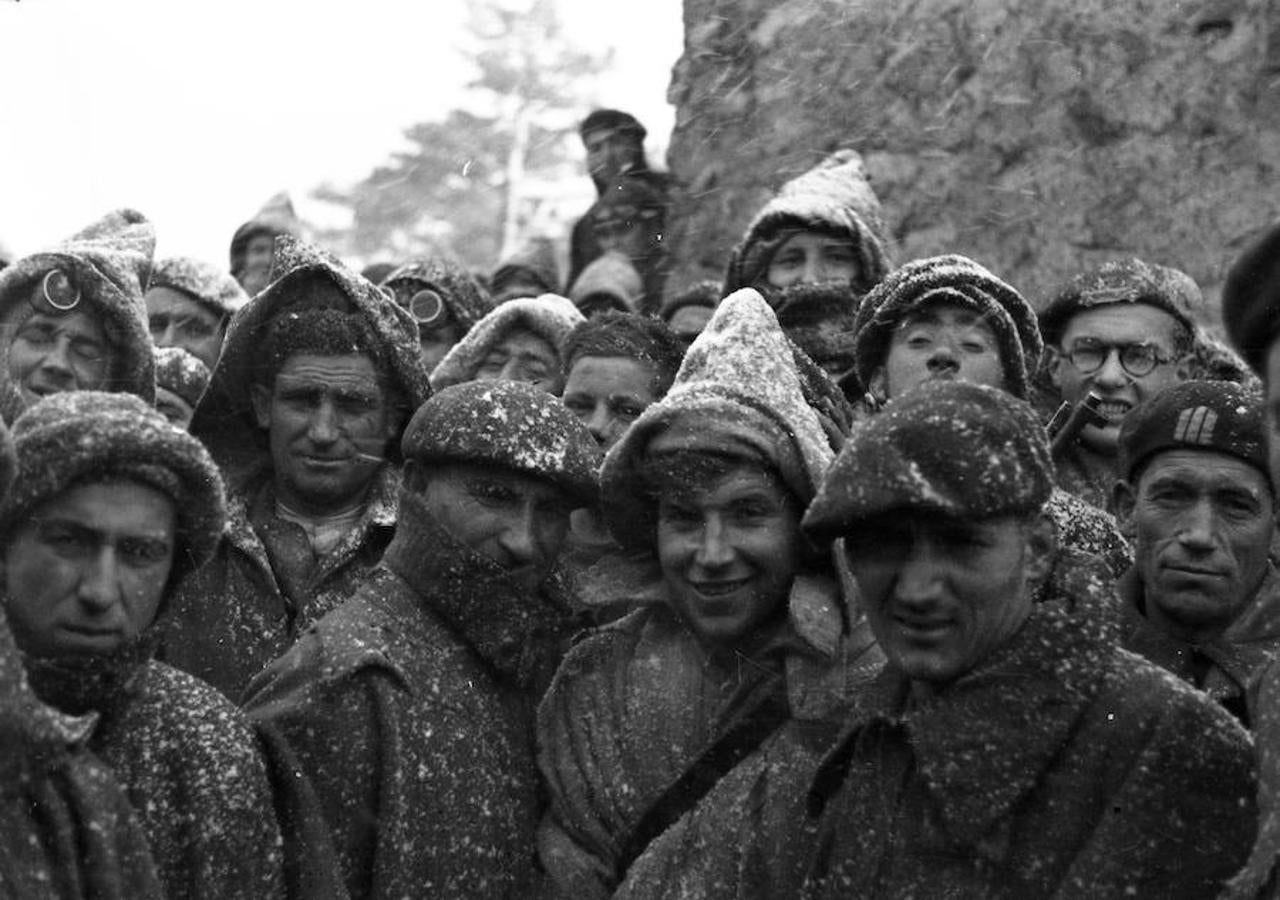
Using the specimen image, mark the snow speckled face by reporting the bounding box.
[562,355,658,452]
[8,288,112,407]
[421,461,573,592]
[657,466,802,650]
[765,231,860,290]
[872,301,1005,400]
[146,286,226,371]
[474,329,564,395]
[846,511,1052,694]
[4,481,176,658]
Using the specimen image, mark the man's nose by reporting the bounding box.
[1177,498,1218,551]
[498,506,538,567]
[893,540,946,606]
[307,400,340,443]
[1093,348,1128,387]
[76,548,121,613]
[694,516,734,568]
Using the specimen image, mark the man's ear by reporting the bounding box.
[1113,479,1138,542]
[1045,345,1065,392]
[249,382,272,431]
[1024,512,1057,586]
[867,367,889,405]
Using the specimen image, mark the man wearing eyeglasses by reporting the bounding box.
[379,258,494,373]
[1039,258,1200,511]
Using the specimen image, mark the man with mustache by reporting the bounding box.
[1113,380,1279,728]
[159,236,430,699]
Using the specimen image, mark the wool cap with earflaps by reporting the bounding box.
[723,149,893,296]
[149,256,249,319]
[153,346,211,408]
[0,209,157,423]
[601,287,837,550]
[1222,221,1280,374]
[569,251,644,314]
[0,391,226,583]
[401,380,599,507]
[190,236,431,475]
[382,257,494,335]
[1038,257,1203,348]
[429,293,584,391]
[852,254,1044,399]
[803,381,1054,542]
[1117,379,1266,485]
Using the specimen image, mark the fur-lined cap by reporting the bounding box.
[601,288,837,550]
[1039,257,1203,347]
[149,256,248,318]
[383,257,495,334]
[724,150,893,295]
[0,209,157,423]
[190,236,431,476]
[803,381,1053,542]
[853,254,1043,399]
[0,391,226,581]
[402,380,599,507]
[429,293,584,392]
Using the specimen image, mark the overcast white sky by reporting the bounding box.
[0,0,682,265]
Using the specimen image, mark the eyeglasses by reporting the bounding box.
[383,283,448,328]
[1059,339,1172,377]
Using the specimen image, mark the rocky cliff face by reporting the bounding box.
[664,0,1280,322]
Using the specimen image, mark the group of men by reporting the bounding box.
[4,105,1280,900]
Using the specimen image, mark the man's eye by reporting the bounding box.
[37,524,96,556]
[612,402,644,419]
[16,325,54,347]
[961,340,989,353]
[658,504,701,526]
[70,340,104,363]
[118,538,171,565]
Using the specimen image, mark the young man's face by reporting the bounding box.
[846,511,1053,692]
[562,355,659,452]
[1049,304,1185,455]
[419,462,574,592]
[584,127,643,183]
[8,301,112,408]
[474,329,564,395]
[656,465,802,651]
[870,301,1005,401]
[765,231,860,290]
[1117,449,1274,642]
[146,286,226,371]
[4,481,176,658]
[251,353,398,517]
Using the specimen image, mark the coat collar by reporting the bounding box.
[381,487,575,686]
[811,555,1120,850]
[1120,563,1280,699]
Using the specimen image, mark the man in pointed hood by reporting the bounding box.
[0,209,156,425]
[159,236,431,699]
[229,192,302,297]
[381,256,494,372]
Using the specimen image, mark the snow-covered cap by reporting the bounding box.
[401,380,600,507]
[803,381,1053,541]
[149,256,248,318]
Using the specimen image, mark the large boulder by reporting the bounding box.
[665,0,1280,323]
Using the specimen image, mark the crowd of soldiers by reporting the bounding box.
[6,106,1280,899]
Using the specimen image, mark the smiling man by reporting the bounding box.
[1038,258,1200,511]
[244,380,598,900]
[1112,380,1279,726]
[160,237,430,699]
[0,209,156,425]
[789,380,1256,898]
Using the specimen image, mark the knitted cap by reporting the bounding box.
[149,256,248,318]
[153,346,211,408]
[803,381,1053,541]
[602,287,837,549]
[429,293,585,392]
[580,108,646,141]
[569,251,644,313]
[383,257,495,334]
[0,392,226,581]
[852,254,1043,399]
[724,149,893,295]
[0,209,157,422]
[1039,257,1203,347]
[191,236,431,475]
[1222,222,1280,375]
[402,380,599,507]
[1117,380,1266,484]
